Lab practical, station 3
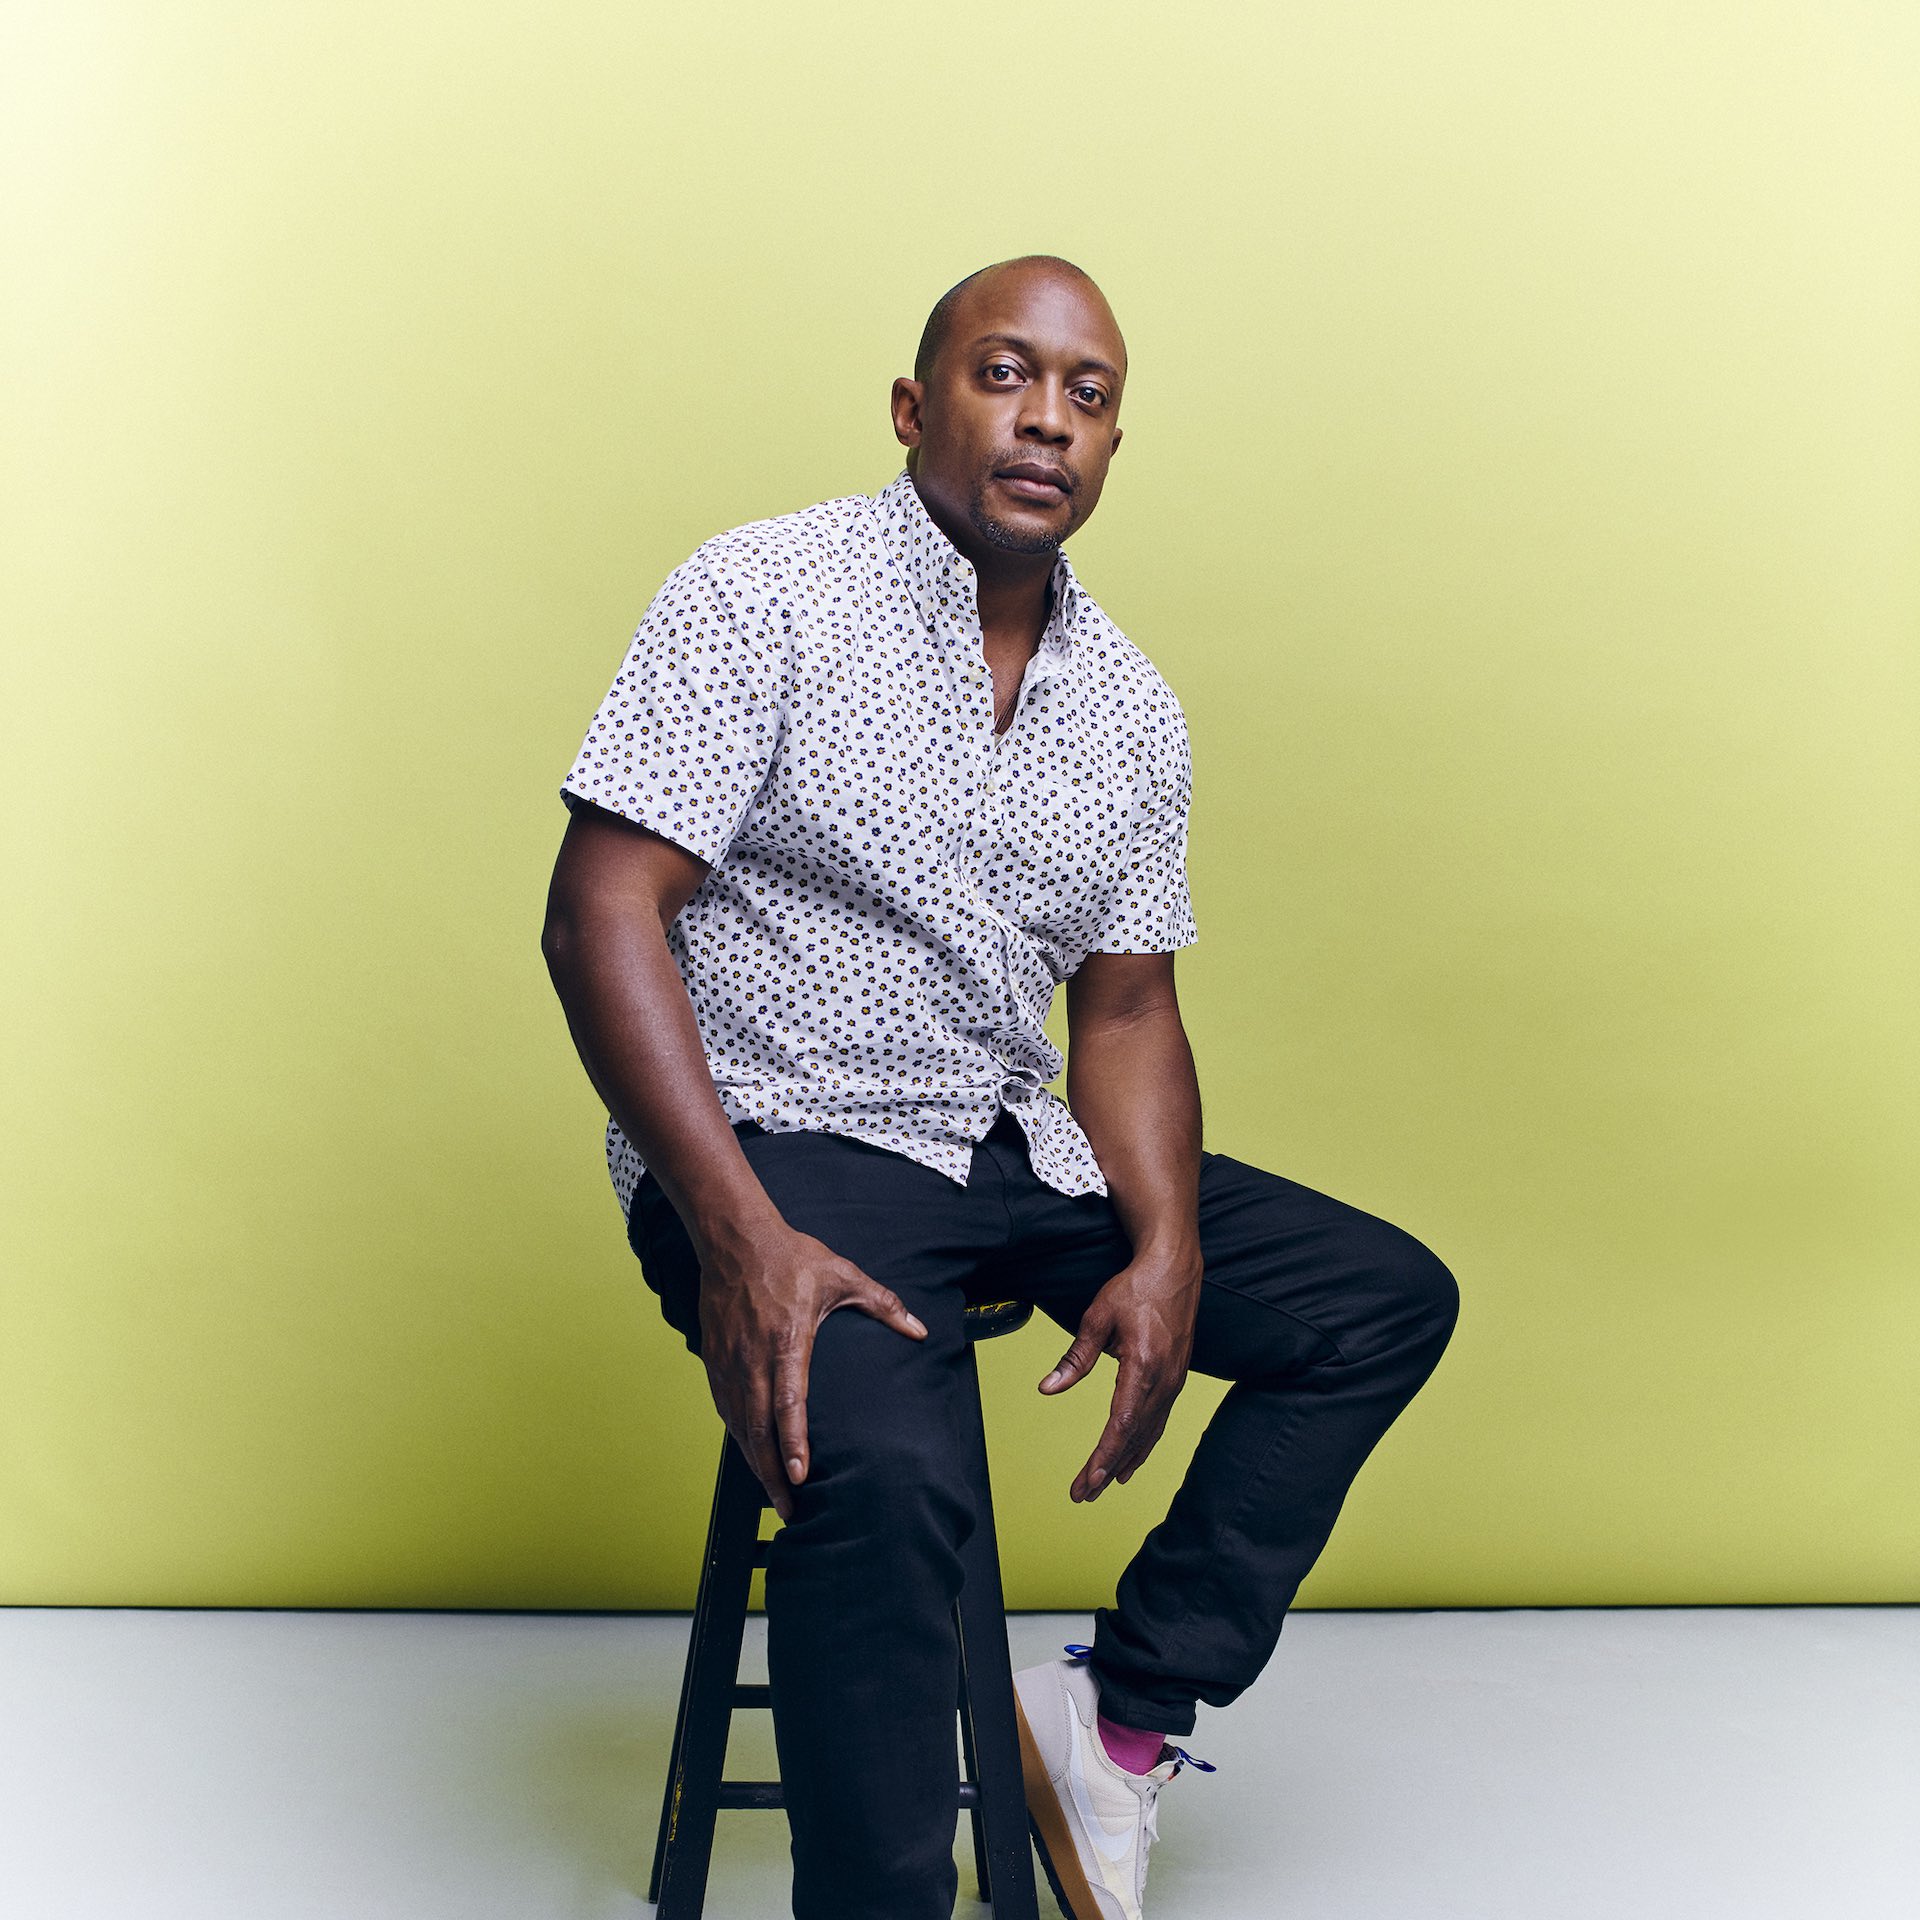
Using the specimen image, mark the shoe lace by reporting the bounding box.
[1142,1784,1162,1850]
[1060,1645,1220,1781]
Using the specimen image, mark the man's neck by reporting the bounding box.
[909,474,1057,652]
[974,562,1055,655]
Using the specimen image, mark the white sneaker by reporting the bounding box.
[1012,1644,1214,1920]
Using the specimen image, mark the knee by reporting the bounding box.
[764,1425,975,1661]
[788,1425,975,1561]
[842,1429,972,1520]
[1348,1221,1459,1364]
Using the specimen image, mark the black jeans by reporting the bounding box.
[629,1110,1458,1920]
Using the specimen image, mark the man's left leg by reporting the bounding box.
[991,1126,1460,1735]
[995,1129,1457,1916]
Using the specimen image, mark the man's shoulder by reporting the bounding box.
[1067,585,1188,726]
[682,490,880,593]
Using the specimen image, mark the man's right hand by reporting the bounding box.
[696,1221,927,1520]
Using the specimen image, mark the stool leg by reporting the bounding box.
[953,1345,1041,1919]
[647,1532,710,1904]
[957,1632,990,1901]
[653,1433,764,1920]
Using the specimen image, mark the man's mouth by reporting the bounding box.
[995,463,1073,505]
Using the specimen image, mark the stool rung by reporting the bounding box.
[715,1780,982,1811]
[715,1780,785,1810]
[654,1389,1038,1918]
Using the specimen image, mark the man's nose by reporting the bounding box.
[1016,376,1073,444]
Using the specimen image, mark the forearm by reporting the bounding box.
[543,902,784,1263]
[1065,1006,1203,1265]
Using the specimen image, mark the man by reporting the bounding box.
[542,254,1458,1920]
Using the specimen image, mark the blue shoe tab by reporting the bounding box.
[1062,1643,1093,1661]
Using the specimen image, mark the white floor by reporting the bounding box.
[0,1607,1913,1920]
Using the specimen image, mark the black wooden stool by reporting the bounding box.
[648,1298,1041,1918]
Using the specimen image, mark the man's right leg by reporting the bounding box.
[630,1122,1003,1920]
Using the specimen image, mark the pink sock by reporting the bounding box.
[1097,1711,1166,1775]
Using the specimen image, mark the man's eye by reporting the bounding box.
[1073,386,1107,406]
[985,363,1020,382]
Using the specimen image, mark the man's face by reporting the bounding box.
[892,266,1127,563]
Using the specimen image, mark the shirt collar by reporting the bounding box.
[872,468,1082,671]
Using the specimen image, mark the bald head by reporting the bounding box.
[891,253,1128,568]
[913,254,1122,385]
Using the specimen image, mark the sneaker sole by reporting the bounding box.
[1014,1691,1110,1920]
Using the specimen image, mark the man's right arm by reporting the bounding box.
[539,801,925,1517]
[541,800,784,1264]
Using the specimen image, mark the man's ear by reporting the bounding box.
[1109,425,1123,458]
[890,376,925,450]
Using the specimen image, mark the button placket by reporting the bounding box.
[936,627,997,868]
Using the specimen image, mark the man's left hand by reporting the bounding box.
[1038,1250,1204,1500]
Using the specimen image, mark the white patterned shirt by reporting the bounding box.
[560,469,1197,1219]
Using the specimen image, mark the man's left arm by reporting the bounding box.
[1045,950,1205,1501]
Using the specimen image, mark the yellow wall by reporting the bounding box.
[4,1,1915,1609]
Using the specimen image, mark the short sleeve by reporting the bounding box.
[560,550,783,867]
[1086,696,1199,955]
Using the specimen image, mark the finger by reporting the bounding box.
[1114,1365,1190,1484]
[740,1439,791,1520]
[771,1339,813,1491]
[1100,1379,1171,1488]
[703,1367,753,1483]
[1072,1415,1134,1500]
[846,1273,927,1341]
[1113,1382,1182,1482]
[1072,1367,1155,1501]
[702,1365,735,1439]
[1039,1316,1110,1395]
[742,1440,793,1522]
[1105,1373,1189,1489]
[734,1377,794,1523]
[1112,1402,1176,1486]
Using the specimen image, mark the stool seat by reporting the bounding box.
[647,1299,1041,1917]
[964,1297,1034,1341]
